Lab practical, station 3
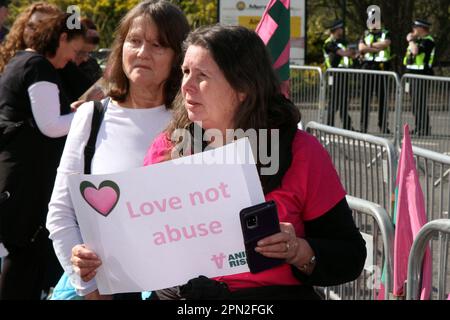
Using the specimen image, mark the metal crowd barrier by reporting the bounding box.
[290,65,450,155]
[325,196,394,300]
[412,146,450,221]
[407,219,450,300]
[306,121,397,217]
[398,74,450,154]
[289,66,323,126]
[323,68,400,137]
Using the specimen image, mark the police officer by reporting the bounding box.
[404,19,435,136]
[322,19,356,130]
[358,23,392,134]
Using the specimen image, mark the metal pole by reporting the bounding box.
[217,0,220,23]
[342,0,346,38]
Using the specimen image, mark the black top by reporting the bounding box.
[0,51,71,122]
[79,57,102,87]
[323,38,348,68]
[0,51,70,246]
[58,60,101,103]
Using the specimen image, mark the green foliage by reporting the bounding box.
[173,0,217,28]
[6,0,218,48]
[7,0,139,47]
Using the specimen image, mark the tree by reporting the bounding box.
[7,0,140,48]
[6,0,218,48]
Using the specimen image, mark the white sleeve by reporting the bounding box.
[28,81,74,138]
[46,101,98,296]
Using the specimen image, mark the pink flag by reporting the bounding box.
[393,124,432,299]
[255,0,291,98]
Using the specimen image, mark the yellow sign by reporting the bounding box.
[238,16,302,38]
[238,16,261,29]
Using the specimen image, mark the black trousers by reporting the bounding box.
[0,229,63,300]
[360,62,390,133]
[327,72,353,130]
[410,76,431,136]
[150,276,322,300]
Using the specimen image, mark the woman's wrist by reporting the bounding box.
[289,238,316,275]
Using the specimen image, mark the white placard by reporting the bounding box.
[68,138,265,294]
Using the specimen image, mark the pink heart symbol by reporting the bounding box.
[80,180,120,217]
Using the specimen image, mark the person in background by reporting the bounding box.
[71,25,366,300]
[58,17,104,103]
[403,19,435,136]
[76,18,102,84]
[322,19,356,130]
[0,0,9,43]
[0,10,86,300]
[0,2,60,73]
[46,0,190,300]
[358,21,392,134]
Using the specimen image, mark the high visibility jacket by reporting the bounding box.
[403,35,435,71]
[323,37,352,69]
[362,29,391,62]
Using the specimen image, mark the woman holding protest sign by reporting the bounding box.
[46,0,189,300]
[71,25,367,300]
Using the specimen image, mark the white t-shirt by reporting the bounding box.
[46,98,171,296]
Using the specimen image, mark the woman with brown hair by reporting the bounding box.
[149,25,366,300]
[73,25,367,300]
[0,2,60,73]
[0,8,86,299]
[46,0,189,300]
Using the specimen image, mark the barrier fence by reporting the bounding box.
[325,196,394,300]
[307,122,450,300]
[409,148,450,301]
[323,68,400,137]
[306,122,397,217]
[290,66,323,126]
[398,74,450,153]
[412,146,450,222]
[407,219,450,300]
[290,66,450,155]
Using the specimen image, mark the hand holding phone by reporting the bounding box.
[240,201,284,273]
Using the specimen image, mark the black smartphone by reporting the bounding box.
[239,200,284,273]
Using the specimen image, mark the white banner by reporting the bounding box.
[68,138,265,294]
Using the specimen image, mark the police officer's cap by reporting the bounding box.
[328,19,344,31]
[413,19,431,29]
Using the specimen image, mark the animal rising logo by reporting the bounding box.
[211,251,247,269]
[367,5,381,30]
[66,5,81,30]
